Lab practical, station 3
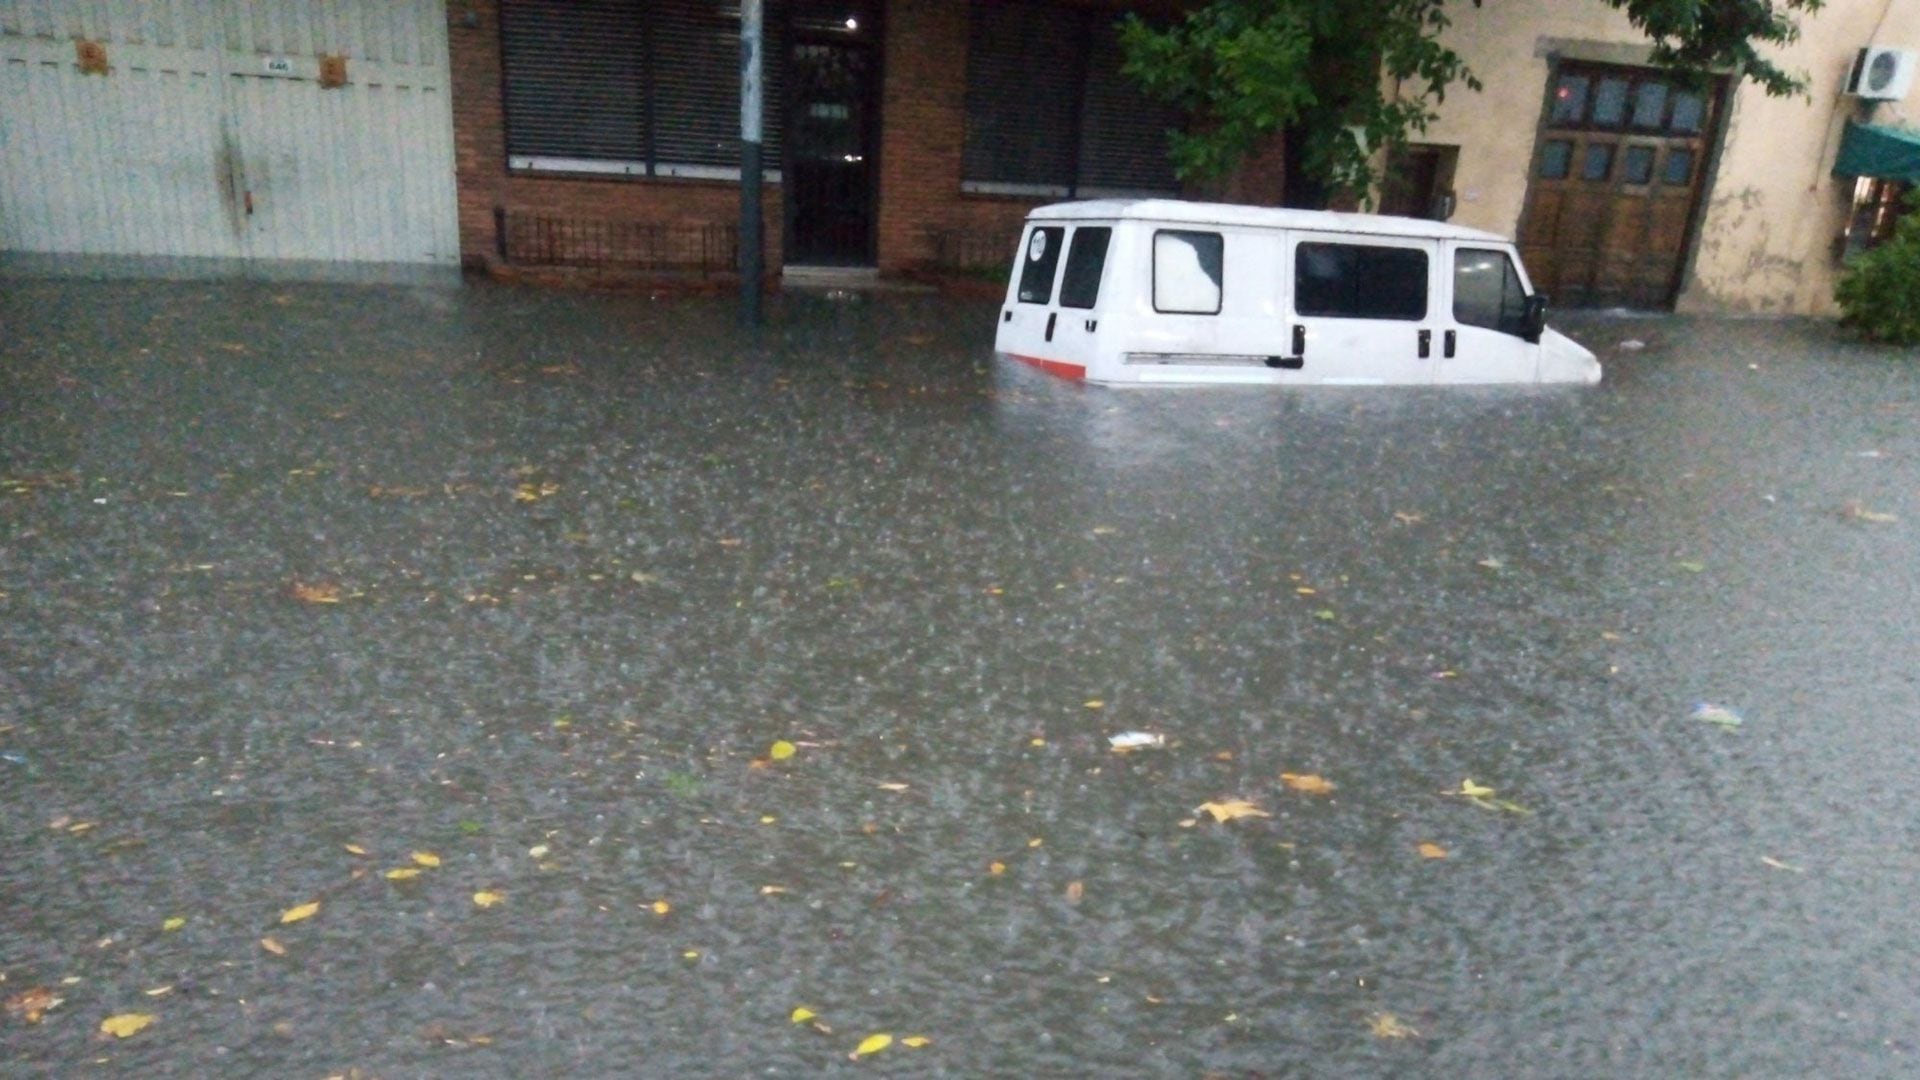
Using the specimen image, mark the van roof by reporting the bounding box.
[1026,199,1510,244]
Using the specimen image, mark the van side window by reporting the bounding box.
[1018,226,1065,304]
[1452,248,1530,337]
[1057,227,1112,309]
[1153,230,1223,314]
[1294,242,1428,320]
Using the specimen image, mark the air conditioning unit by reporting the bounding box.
[1846,46,1916,101]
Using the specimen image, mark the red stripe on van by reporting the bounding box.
[1008,353,1087,381]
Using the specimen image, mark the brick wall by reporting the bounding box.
[446,0,783,274]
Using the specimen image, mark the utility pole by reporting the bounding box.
[739,0,764,327]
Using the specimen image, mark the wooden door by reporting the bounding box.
[1518,63,1720,310]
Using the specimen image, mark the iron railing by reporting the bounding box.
[924,226,1018,274]
[495,209,738,274]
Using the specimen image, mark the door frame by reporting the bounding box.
[780,2,886,268]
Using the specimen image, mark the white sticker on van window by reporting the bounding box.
[1028,231,1048,262]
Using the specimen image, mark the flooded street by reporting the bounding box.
[3,278,1917,1076]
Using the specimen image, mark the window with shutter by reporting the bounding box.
[500,0,783,181]
[501,0,648,174]
[1075,19,1179,196]
[961,0,1181,198]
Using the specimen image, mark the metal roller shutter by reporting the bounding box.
[962,0,1083,194]
[653,0,784,174]
[1076,18,1179,195]
[499,0,781,178]
[962,0,1180,197]
[501,0,647,167]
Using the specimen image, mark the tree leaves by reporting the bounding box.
[280,901,320,924]
[411,851,441,868]
[290,581,342,604]
[851,1033,893,1059]
[5,987,62,1025]
[1195,798,1270,823]
[99,1013,155,1038]
[473,890,505,908]
[769,740,797,761]
[1417,842,1449,859]
[1279,772,1335,796]
[1368,1012,1418,1039]
[1451,780,1533,815]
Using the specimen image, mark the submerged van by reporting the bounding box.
[994,199,1600,386]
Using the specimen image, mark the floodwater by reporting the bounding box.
[2,278,1917,1077]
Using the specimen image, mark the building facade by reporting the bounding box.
[449,0,1920,313]
[1,0,1914,314]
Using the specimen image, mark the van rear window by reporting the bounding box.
[1058,227,1112,309]
[1293,242,1428,321]
[1017,226,1065,304]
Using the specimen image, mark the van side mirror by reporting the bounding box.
[1522,294,1549,343]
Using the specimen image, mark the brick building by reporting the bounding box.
[452,0,1204,282]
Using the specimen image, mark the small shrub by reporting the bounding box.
[1836,189,1920,346]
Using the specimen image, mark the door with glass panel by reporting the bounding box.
[1518,62,1721,309]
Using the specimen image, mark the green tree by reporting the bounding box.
[1119,0,1823,207]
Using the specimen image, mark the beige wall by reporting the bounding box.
[1412,0,1918,315]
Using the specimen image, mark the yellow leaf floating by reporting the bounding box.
[1368,1012,1419,1039]
[651,900,672,916]
[902,1036,931,1048]
[851,1033,893,1059]
[260,937,287,956]
[791,1006,817,1024]
[100,1013,155,1039]
[411,851,441,868]
[1194,798,1270,823]
[1458,779,1495,799]
[988,861,1006,876]
[1418,842,1450,860]
[343,843,368,857]
[473,891,505,908]
[385,867,422,881]
[291,582,342,604]
[161,916,185,932]
[769,740,797,761]
[279,901,320,924]
[1280,773,1336,796]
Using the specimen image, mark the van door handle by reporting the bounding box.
[1291,324,1305,356]
[1045,312,1057,342]
[1444,329,1456,358]
[1418,329,1431,359]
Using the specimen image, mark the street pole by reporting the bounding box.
[739,0,763,327]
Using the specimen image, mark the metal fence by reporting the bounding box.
[495,209,738,274]
[924,226,1018,274]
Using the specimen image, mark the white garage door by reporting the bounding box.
[0,0,458,267]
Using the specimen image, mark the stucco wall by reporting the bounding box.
[1419,0,1919,315]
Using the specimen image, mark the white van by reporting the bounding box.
[993,199,1600,386]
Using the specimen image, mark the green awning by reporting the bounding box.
[1833,122,1920,183]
